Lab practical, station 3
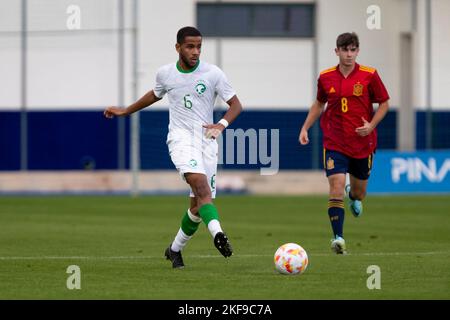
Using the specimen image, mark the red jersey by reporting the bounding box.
[317,63,389,159]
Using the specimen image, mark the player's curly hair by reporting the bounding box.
[177,26,202,44]
[336,32,359,49]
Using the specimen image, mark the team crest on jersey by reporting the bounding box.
[195,80,207,96]
[326,157,335,170]
[353,83,364,96]
[189,159,198,168]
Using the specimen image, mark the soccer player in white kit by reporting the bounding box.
[104,27,243,268]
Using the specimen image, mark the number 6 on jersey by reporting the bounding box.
[184,94,193,109]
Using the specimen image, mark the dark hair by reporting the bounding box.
[336,32,359,49]
[177,26,202,44]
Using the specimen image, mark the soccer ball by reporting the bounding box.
[274,243,309,275]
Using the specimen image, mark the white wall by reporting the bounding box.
[219,39,313,108]
[413,0,427,110]
[0,0,21,108]
[0,0,449,110]
[0,0,122,110]
[411,0,450,110]
[432,0,450,109]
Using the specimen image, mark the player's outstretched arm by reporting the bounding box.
[204,95,243,139]
[104,90,161,119]
[299,99,325,145]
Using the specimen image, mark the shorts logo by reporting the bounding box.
[326,157,335,170]
[195,81,207,95]
[189,159,197,168]
[353,82,364,96]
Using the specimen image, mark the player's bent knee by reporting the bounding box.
[192,184,212,202]
[197,191,212,203]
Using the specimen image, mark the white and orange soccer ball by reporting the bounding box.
[274,243,309,275]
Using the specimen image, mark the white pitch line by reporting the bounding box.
[0,251,448,261]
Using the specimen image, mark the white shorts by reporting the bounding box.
[167,130,218,198]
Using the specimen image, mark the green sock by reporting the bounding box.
[181,210,201,236]
[198,203,220,226]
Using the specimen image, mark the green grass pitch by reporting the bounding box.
[0,195,449,299]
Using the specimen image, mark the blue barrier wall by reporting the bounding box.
[0,112,20,170]
[416,111,450,149]
[138,110,397,171]
[0,111,129,170]
[0,110,449,170]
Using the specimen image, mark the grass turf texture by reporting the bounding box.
[0,195,449,299]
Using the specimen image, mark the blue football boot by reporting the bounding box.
[345,184,363,218]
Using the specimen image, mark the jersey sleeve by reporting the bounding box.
[369,70,390,103]
[215,68,236,103]
[153,67,167,99]
[316,77,328,103]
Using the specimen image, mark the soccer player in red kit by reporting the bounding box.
[299,32,390,254]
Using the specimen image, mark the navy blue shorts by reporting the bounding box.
[323,149,374,180]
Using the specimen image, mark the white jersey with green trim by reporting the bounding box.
[153,60,236,137]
